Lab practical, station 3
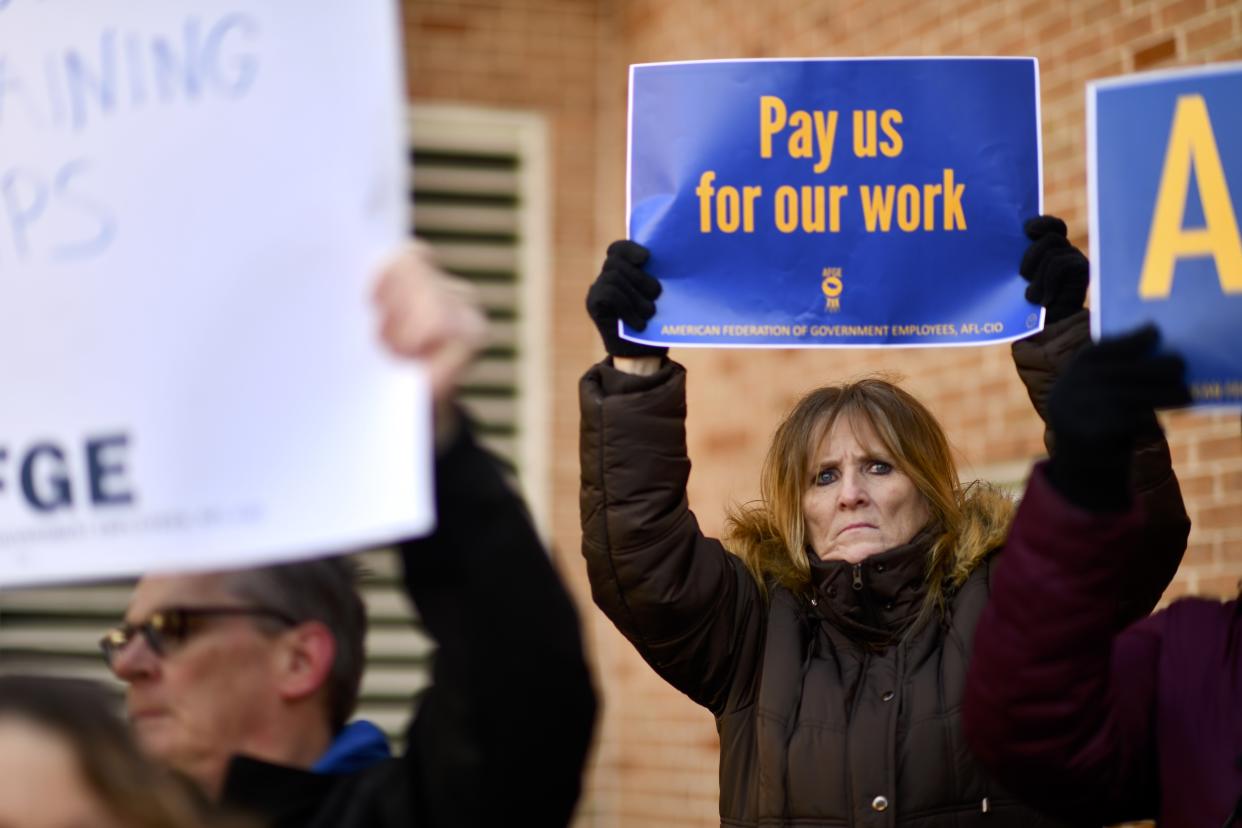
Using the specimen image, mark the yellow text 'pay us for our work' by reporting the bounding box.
[691,94,967,235]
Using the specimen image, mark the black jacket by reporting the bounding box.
[221,425,597,827]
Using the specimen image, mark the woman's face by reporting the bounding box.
[801,413,931,564]
[0,716,121,828]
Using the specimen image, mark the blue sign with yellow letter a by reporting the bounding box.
[1089,62,1242,406]
[621,58,1042,349]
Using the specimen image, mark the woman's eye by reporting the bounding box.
[814,469,838,486]
[868,461,892,475]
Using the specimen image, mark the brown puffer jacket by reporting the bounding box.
[578,312,1189,827]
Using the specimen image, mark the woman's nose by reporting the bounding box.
[836,471,869,508]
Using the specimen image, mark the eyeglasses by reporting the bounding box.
[99,606,298,668]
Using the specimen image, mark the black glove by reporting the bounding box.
[1021,215,1089,324]
[585,240,668,358]
[1047,325,1190,511]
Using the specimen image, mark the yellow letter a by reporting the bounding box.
[1138,94,1242,299]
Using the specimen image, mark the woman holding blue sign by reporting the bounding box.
[579,218,1189,825]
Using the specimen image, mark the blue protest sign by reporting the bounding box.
[622,58,1043,349]
[1088,62,1242,407]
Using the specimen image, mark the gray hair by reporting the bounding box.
[222,556,367,734]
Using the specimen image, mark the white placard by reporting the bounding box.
[0,0,433,588]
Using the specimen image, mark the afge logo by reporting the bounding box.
[821,267,843,312]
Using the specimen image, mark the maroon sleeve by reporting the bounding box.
[1012,310,1188,625]
[963,463,1167,823]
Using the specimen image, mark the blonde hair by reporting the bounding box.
[0,675,257,828]
[725,378,1013,612]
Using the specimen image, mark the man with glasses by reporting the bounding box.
[97,243,598,827]
[100,558,374,797]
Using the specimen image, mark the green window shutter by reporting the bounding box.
[409,106,551,524]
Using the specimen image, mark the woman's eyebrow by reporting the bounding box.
[809,455,840,470]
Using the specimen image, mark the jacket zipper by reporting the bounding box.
[852,562,885,632]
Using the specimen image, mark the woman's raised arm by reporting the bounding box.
[579,241,765,715]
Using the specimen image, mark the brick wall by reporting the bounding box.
[402,0,607,684]
[405,1,1242,824]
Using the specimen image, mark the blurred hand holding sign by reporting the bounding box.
[622,58,1043,349]
[0,0,433,587]
[1089,63,1242,407]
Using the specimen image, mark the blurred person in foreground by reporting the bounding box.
[98,242,597,828]
[578,219,1190,825]
[0,674,248,828]
[964,327,1241,826]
